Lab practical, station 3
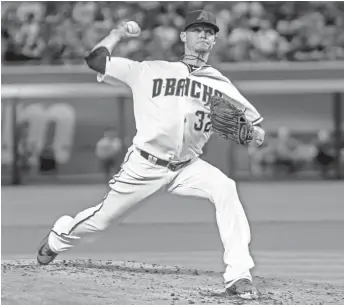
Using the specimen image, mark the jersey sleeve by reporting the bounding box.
[97,57,144,88]
[192,67,263,126]
[223,81,263,126]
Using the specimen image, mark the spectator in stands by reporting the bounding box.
[249,19,280,61]
[39,144,57,174]
[314,129,337,178]
[2,1,344,64]
[18,13,45,59]
[95,127,123,182]
[273,126,302,174]
[249,128,319,178]
[17,123,35,175]
[2,28,9,61]
[248,142,276,177]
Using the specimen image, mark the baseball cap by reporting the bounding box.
[183,10,219,33]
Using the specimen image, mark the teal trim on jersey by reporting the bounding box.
[51,152,134,238]
[180,61,211,74]
[66,199,105,235]
[189,74,225,82]
[180,61,193,73]
[252,116,263,125]
[50,198,105,238]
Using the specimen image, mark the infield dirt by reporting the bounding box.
[2,259,343,305]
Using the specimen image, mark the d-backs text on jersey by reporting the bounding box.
[152,78,222,105]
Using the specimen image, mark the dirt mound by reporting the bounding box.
[2,260,343,305]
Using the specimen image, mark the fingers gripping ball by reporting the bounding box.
[124,21,141,36]
[210,95,254,145]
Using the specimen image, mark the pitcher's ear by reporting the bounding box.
[180,32,186,43]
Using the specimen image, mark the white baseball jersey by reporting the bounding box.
[48,57,259,286]
[98,57,262,162]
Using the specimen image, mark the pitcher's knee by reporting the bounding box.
[218,175,236,192]
[212,176,237,202]
[225,178,236,190]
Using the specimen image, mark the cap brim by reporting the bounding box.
[184,22,219,33]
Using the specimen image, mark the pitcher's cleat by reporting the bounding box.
[37,233,58,265]
[226,278,259,300]
[37,215,73,265]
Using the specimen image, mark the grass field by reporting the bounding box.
[2,181,344,286]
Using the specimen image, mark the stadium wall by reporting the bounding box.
[1,62,343,182]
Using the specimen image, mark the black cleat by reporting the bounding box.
[37,233,58,265]
[226,278,259,300]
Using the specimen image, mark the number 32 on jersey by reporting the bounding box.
[194,110,211,132]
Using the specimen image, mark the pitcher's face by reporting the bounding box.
[182,24,216,54]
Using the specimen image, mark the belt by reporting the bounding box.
[139,150,191,172]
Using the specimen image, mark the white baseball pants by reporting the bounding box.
[48,146,254,285]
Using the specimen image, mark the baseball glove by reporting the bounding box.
[209,95,254,145]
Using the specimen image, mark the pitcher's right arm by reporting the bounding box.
[85,21,142,86]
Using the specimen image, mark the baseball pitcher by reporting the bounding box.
[37,10,265,300]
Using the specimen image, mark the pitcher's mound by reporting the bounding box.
[1,259,342,305]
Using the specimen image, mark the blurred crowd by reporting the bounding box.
[13,123,124,181]
[2,1,344,65]
[249,127,344,179]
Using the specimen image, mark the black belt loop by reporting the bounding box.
[139,150,190,172]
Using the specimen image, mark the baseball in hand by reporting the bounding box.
[125,21,141,36]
